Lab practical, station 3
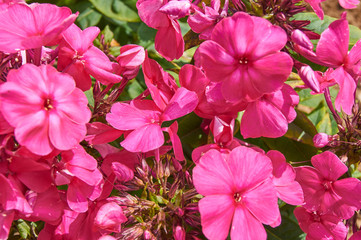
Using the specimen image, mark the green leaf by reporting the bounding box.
[75,1,102,29]
[284,110,318,146]
[266,205,306,240]
[262,136,317,164]
[16,219,31,239]
[84,89,94,108]
[89,0,140,22]
[102,25,114,44]
[293,12,361,46]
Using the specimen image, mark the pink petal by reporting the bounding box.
[193,149,235,196]
[276,183,304,205]
[294,207,313,233]
[198,40,237,83]
[228,146,273,191]
[311,151,347,181]
[241,98,288,139]
[112,162,134,182]
[14,110,52,156]
[304,0,324,19]
[117,44,145,68]
[347,39,361,67]
[247,16,288,59]
[106,102,155,130]
[333,178,361,210]
[179,64,209,97]
[243,179,280,225]
[230,206,267,240]
[62,24,100,54]
[299,66,321,93]
[67,179,92,213]
[330,66,356,115]
[0,211,14,240]
[338,0,359,8]
[48,111,87,151]
[61,61,92,91]
[159,0,191,19]
[121,123,164,152]
[84,47,122,84]
[316,15,349,67]
[94,202,127,232]
[162,87,198,121]
[211,12,254,57]
[155,20,184,61]
[56,88,91,125]
[163,121,184,161]
[136,0,169,29]
[85,122,123,145]
[198,195,235,240]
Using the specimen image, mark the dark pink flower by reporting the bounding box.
[197,12,293,102]
[293,14,361,114]
[295,151,361,219]
[0,3,77,53]
[58,24,122,91]
[294,207,348,240]
[0,64,91,155]
[193,147,279,240]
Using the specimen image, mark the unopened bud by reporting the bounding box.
[173,225,186,240]
[313,133,330,148]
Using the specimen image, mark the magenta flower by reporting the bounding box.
[294,207,348,240]
[0,3,77,53]
[197,12,293,102]
[0,64,91,155]
[58,24,122,91]
[295,151,361,219]
[293,13,361,114]
[107,87,197,157]
[193,147,280,240]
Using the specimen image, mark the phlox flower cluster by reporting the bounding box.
[0,0,361,239]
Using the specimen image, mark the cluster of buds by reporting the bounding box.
[115,155,201,239]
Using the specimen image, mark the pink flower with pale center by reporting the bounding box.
[0,3,77,53]
[193,147,280,240]
[197,12,293,102]
[295,151,361,219]
[0,64,91,156]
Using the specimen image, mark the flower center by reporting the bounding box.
[43,98,54,111]
[234,192,242,202]
[323,181,333,191]
[239,57,249,64]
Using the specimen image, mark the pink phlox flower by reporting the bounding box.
[295,151,361,219]
[54,146,103,213]
[298,66,336,94]
[294,206,348,240]
[0,64,91,156]
[58,24,122,91]
[240,84,299,138]
[188,0,223,40]
[197,12,293,102]
[116,44,145,79]
[293,14,361,114]
[85,122,123,146]
[107,86,198,157]
[0,3,77,53]
[137,0,184,60]
[193,147,280,240]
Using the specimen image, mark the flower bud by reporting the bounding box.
[313,133,330,148]
[173,225,186,240]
